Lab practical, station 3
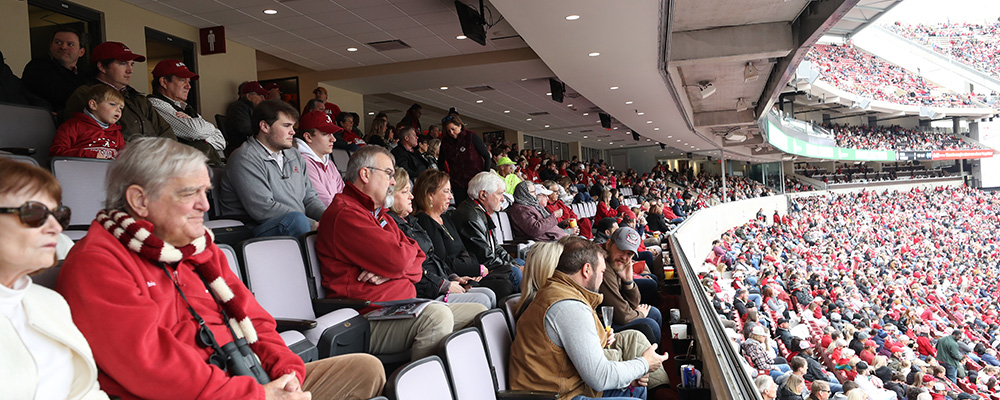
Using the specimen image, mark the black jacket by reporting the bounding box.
[21,57,86,112]
[224,97,254,156]
[646,213,671,233]
[392,145,429,179]
[390,213,451,299]
[452,199,515,274]
[802,354,828,383]
[0,51,49,109]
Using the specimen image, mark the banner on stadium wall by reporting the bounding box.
[930,149,995,160]
[766,121,896,161]
[896,151,932,161]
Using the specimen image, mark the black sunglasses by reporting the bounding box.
[0,201,71,229]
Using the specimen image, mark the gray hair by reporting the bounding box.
[105,138,207,210]
[754,375,774,394]
[466,171,504,198]
[345,145,394,183]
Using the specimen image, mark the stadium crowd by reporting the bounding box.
[823,123,983,151]
[805,44,981,108]
[700,186,1000,400]
[884,21,1000,84]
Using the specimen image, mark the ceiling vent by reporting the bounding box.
[366,39,411,52]
[579,129,593,133]
[527,111,549,116]
[464,85,495,93]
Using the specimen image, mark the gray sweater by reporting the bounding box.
[219,138,326,227]
[545,299,648,391]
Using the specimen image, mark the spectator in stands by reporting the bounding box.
[224,81,267,156]
[21,27,88,112]
[425,124,440,139]
[593,217,619,245]
[451,171,520,293]
[544,180,590,238]
[507,181,566,242]
[439,113,491,204]
[331,112,363,152]
[296,110,345,207]
[398,103,422,134]
[799,340,844,394]
[56,138,385,399]
[496,157,522,194]
[0,50,49,108]
[50,85,125,159]
[264,83,281,101]
[509,237,668,399]
[780,374,806,400]
[148,59,225,165]
[745,325,792,380]
[423,137,440,169]
[311,86,340,118]
[387,167,493,308]
[853,361,896,400]
[935,329,965,383]
[365,113,391,148]
[808,381,831,400]
[317,145,486,361]
[220,100,325,238]
[757,375,779,400]
[0,159,108,399]
[595,190,618,222]
[301,98,324,115]
[63,41,174,142]
[391,127,428,178]
[598,227,662,346]
[413,169,508,302]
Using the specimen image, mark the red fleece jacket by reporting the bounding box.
[317,182,424,305]
[57,221,303,400]
[51,112,125,159]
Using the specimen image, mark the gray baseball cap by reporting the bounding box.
[611,227,641,254]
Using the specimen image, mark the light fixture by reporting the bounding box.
[667,135,673,138]
[583,112,589,116]
[263,9,278,14]
[567,131,572,134]
[646,121,652,124]
[597,139,601,142]
[676,139,681,142]
[695,81,716,98]
[647,138,651,141]
[588,52,600,57]
[368,111,375,115]
[610,86,619,90]
[736,98,750,111]
[476,99,484,103]
[744,62,759,83]
[583,135,588,138]
[566,15,580,20]
[625,101,633,105]
[546,92,552,96]
[347,47,358,52]
[609,142,614,145]
[567,104,573,107]
[526,118,532,121]
[544,124,550,128]
[503,110,510,113]
[457,35,467,40]
[440,86,449,90]
[613,127,618,130]
[637,112,644,116]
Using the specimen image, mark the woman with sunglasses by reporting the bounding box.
[0,158,109,399]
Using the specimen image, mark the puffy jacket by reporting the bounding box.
[63,81,175,142]
[451,199,514,275]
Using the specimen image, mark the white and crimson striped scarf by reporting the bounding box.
[97,209,260,345]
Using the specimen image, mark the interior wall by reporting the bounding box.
[318,83,365,131]
[6,0,257,120]
[624,145,670,173]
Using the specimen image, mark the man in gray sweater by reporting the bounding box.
[220,99,326,237]
[509,237,668,399]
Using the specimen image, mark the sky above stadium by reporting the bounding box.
[882,0,1000,24]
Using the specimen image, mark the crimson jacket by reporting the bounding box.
[317,182,424,305]
[51,112,125,159]
[56,221,303,400]
[439,127,491,190]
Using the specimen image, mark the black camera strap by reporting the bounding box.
[158,262,242,370]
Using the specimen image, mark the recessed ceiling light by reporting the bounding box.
[567,131,572,134]
[567,104,573,107]
[625,101,633,105]
[588,52,600,57]
[504,110,510,113]
[676,140,681,142]
[583,113,589,116]
[546,92,552,96]
[368,111,375,115]
[637,112,644,116]
[263,9,278,15]
[613,127,618,130]
[647,138,651,141]
[544,124,550,128]
[476,99,484,103]
[566,15,580,20]
[440,86,448,90]
[610,86,619,90]
[597,139,601,141]
[646,121,652,124]
[457,35,467,40]
[583,135,588,138]
[526,118,532,121]
[654,127,660,131]
[521,78,528,81]
[667,135,673,138]
[347,47,358,52]
[609,142,614,145]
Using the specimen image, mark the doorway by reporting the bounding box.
[27,0,103,67]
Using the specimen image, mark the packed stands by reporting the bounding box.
[805,44,981,108]
[701,186,1000,399]
[823,123,985,151]
[885,21,1000,84]
[795,162,950,184]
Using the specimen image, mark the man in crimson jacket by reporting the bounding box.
[317,145,485,361]
[543,180,591,238]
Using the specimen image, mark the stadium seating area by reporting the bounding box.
[805,44,981,108]
[701,187,1000,400]
[885,21,1000,85]
[795,162,950,184]
[824,123,984,151]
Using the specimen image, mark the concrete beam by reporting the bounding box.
[752,147,783,155]
[670,22,794,66]
[693,110,757,127]
[724,135,765,147]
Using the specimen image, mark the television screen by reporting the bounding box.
[549,78,564,103]
[455,1,486,46]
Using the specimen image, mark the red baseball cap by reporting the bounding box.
[152,59,199,80]
[240,81,268,96]
[264,83,280,90]
[91,41,146,63]
[299,111,343,134]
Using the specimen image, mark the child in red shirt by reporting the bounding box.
[51,85,125,159]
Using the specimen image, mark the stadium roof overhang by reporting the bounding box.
[825,0,907,39]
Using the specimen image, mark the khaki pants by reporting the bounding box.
[303,353,386,400]
[603,329,670,388]
[369,302,487,361]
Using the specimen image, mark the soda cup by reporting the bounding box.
[569,219,577,228]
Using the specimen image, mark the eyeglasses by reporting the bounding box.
[366,166,395,178]
[0,201,71,229]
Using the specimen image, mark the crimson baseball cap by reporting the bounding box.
[299,111,343,134]
[264,83,280,90]
[91,41,146,63]
[240,81,268,96]
[152,59,199,80]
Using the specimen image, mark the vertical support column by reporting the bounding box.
[779,161,786,193]
[568,141,583,161]
[953,117,962,136]
[720,149,727,203]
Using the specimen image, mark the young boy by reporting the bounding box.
[50,85,125,159]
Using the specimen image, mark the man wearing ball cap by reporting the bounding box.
[148,59,225,165]
[63,41,176,142]
[598,226,663,347]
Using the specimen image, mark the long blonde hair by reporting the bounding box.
[515,241,565,317]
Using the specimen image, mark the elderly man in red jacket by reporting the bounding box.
[317,145,485,361]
